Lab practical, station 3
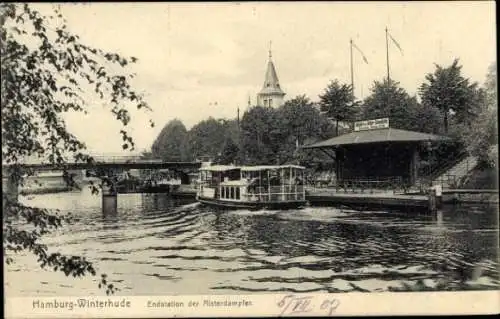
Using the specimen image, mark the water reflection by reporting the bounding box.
[7,191,500,296]
[102,196,118,222]
[434,210,444,228]
[102,209,119,231]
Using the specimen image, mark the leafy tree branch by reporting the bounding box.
[2,3,153,294]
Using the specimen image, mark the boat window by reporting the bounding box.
[269,170,280,186]
[236,187,240,199]
[225,187,229,199]
[230,187,235,199]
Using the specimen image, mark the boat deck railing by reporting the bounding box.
[198,182,306,202]
[246,185,305,202]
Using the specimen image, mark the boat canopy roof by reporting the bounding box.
[199,165,239,172]
[240,165,305,171]
[199,164,305,172]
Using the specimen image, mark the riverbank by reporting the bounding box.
[462,167,498,190]
[444,167,499,204]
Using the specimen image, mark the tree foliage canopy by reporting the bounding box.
[279,95,336,164]
[362,79,428,131]
[484,62,497,110]
[419,59,485,132]
[185,117,234,161]
[216,137,240,165]
[2,3,152,294]
[238,96,335,165]
[240,106,283,165]
[151,119,188,161]
[459,62,498,167]
[318,80,359,123]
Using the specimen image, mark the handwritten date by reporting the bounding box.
[277,294,340,316]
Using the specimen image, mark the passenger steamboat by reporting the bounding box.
[196,164,307,209]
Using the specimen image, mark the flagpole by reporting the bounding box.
[385,27,391,120]
[236,105,240,165]
[385,27,390,84]
[237,105,240,128]
[350,38,354,95]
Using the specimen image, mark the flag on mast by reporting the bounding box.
[352,41,369,64]
[387,31,403,55]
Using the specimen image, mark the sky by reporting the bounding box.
[42,1,496,155]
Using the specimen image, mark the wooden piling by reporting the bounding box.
[102,179,118,215]
[434,185,443,209]
[102,193,117,216]
[428,188,437,214]
[5,171,19,204]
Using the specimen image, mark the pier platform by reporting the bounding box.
[305,188,430,211]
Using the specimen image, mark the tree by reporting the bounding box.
[240,106,284,165]
[460,62,498,167]
[419,59,484,133]
[484,62,497,111]
[2,3,152,294]
[151,119,188,161]
[239,96,336,165]
[278,95,335,163]
[318,80,359,135]
[408,101,444,134]
[216,137,240,165]
[219,118,240,143]
[185,117,229,161]
[361,79,424,131]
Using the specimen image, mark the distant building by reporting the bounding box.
[256,49,286,108]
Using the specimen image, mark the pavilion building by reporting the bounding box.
[302,119,449,187]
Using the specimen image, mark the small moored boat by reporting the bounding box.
[196,164,307,209]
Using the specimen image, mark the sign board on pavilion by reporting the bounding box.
[354,118,389,132]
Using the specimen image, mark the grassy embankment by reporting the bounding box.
[461,167,498,190]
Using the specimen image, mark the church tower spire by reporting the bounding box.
[257,42,286,108]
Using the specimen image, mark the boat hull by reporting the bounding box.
[197,196,307,210]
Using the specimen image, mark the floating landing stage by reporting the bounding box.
[305,189,430,211]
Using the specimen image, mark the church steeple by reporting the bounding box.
[257,42,286,108]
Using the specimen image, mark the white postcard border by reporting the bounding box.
[5,291,500,318]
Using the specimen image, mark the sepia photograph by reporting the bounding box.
[2,1,498,317]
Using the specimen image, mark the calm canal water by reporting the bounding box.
[5,188,499,296]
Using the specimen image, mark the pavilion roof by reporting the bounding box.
[302,128,449,149]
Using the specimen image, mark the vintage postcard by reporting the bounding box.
[2,1,499,318]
